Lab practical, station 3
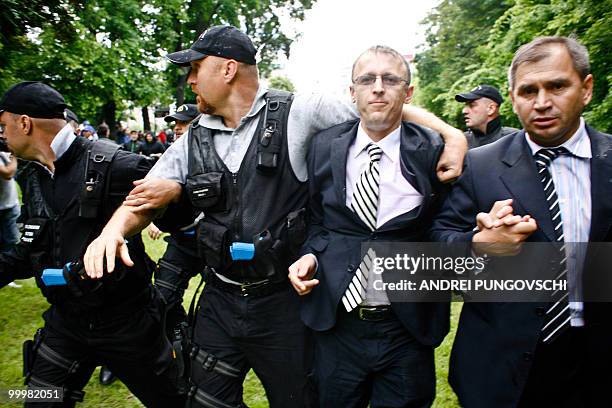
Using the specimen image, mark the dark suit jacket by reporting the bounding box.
[430,126,612,408]
[300,119,450,347]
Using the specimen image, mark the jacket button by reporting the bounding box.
[535,307,546,316]
[523,352,533,362]
[347,264,355,272]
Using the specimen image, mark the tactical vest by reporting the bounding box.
[17,139,151,308]
[185,90,308,282]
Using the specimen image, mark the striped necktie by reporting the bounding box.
[534,147,571,343]
[342,248,376,312]
[342,143,382,312]
[351,143,382,231]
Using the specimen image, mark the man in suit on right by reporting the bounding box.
[431,36,612,407]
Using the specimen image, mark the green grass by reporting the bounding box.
[0,232,460,407]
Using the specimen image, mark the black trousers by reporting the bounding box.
[187,283,315,408]
[519,325,612,408]
[313,309,435,408]
[154,239,200,338]
[24,291,185,408]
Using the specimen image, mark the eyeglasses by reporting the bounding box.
[352,74,408,87]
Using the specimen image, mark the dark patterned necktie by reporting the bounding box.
[534,147,571,343]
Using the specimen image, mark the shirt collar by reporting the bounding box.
[197,86,268,131]
[525,117,591,159]
[353,123,401,163]
[50,124,77,161]
[33,124,75,177]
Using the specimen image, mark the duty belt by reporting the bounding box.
[205,271,288,297]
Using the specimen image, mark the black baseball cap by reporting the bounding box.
[0,81,67,119]
[455,84,503,105]
[164,104,199,123]
[166,25,257,66]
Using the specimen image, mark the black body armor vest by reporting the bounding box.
[185,90,308,282]
[17,138,152,309]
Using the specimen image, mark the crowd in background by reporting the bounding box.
[66,110,173,159]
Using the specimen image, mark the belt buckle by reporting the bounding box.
[239,280,269,297]
[239,284,250,297]
[358,307,377,321]
[358,306,389,321]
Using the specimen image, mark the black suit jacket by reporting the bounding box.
[300,119,450,347]
[430,126,612,408]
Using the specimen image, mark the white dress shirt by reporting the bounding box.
[346,123,423,228]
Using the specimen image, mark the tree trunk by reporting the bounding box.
[101,101,116,137]
[142,106,151,131]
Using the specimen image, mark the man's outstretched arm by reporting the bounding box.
[83,205,157,279]
[83,150,179,278]
[402,105,468,183]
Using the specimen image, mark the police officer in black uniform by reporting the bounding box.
[64,104,117,388]
[455,84,517,149]
[0,82,184,407]
[84,26,350,408]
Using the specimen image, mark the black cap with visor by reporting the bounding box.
[166,25,257,67]
[455,84,504,105]
[0,81,67,119]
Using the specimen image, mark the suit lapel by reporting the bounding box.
[330,121,359,218]
[399,123,427,194]
[499,131,556,242]
[379,123,429,230]
[587,126,612,241]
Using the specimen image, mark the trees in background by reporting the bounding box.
[415,0,612,132]
[3,1,609,132]
[0,0,313,131]
[2,0,178,131]
[268,75,295,92]
[167,0,312,106]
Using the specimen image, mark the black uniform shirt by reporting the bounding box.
[0,137,153,306]
[465,116,518,149]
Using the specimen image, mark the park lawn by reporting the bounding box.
[0,232,460,407]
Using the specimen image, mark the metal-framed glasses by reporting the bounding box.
[352,74,408,87]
